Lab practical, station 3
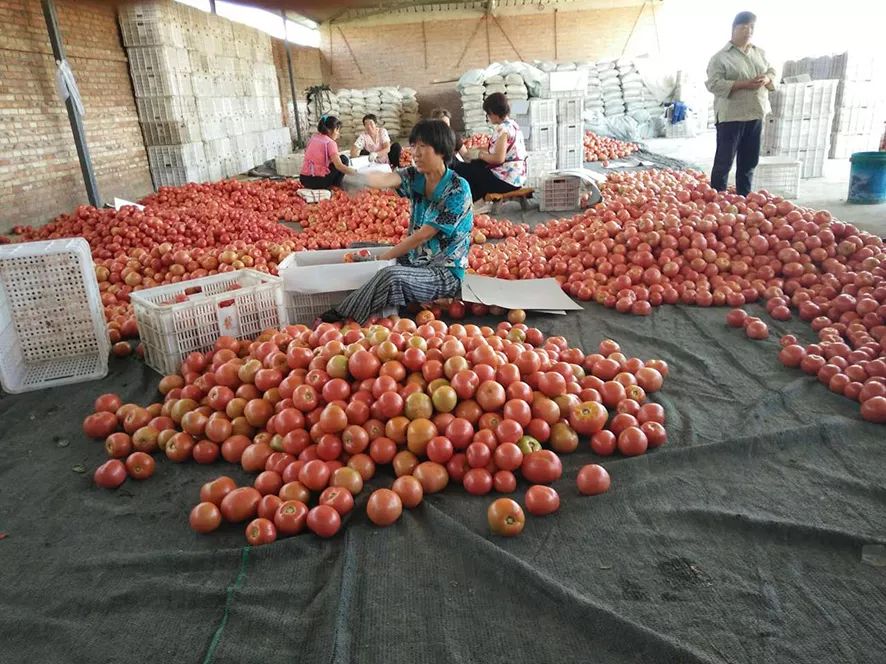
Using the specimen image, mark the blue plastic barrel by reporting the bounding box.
[847,151,886,204]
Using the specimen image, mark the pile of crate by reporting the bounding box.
[782,51,885,159]
[120,2,291,187]
[763,80,838,178]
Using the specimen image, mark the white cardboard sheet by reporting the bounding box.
[461,275,582,313]
[113,198,144,211]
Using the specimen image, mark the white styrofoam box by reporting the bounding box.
[539,174,582,211]
[207,161,224,182]
[0,238,109,393]
[131,69,193,98]
[557,145,583,170]
[829,131,880,159]
[127,46,190,76]
[763,115,833,151]
[152,163,208,188]
[525,150,556,188]
[557,96,584,123]
[200,118,226,141]
[769,80,838,119]
[131,270,287,375]
[141,120,202,147]
[526,124,557,152]
[762,147,826,178]
[279,248,395,295]
[191,72,217,97]
[276,152,304,177]
[557,122,583,150]
[746,157,801,198]
[147,142,206,171]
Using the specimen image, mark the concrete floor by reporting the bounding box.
[497,132,885,238]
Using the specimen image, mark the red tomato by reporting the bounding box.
[220,487,261,522]
[124,452,155,480]
[392,475,424,509]
[524,485,560,515]
[319,486,355,516]
[577,464,611,495]
[463,468,493,495]
[307,505,342,537]
[590,430,617,456]
[487,498,525,536]
[200,476,237,505]
[189,502,222,534]
[493,470,517,493]
[617,426,648,456]
[94,459,127,489]
[521,450,562,484]
[274,500,309,535]
[245,518,277,546]
[366,489,403,526]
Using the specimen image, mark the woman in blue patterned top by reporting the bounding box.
[320,120,473,324]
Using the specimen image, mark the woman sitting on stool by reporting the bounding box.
[431,108,467,164]
[299,115,356,189]
[320,119,473,324]
[350,114,402,167]
[451,92,527,202]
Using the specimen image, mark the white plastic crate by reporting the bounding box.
[141,120,201,147]
[833,105,882,135]
[119,15,184,48]
[556,97,584,123]
[763,147,826,178]
[136,95,197,123]
[539,174,582,212]
[131,70,193,98]
[276,153,304,177]
[152,164,208,188]
[127,46,190,74]
[147,143,206,171]
[829,131,880,159]
[751,157,802,198]
[557,145,583,170]
[0,238,109,393]
[763,116,833,151]
[526,124,557,152]
[664,120,697,139]
[557,122,583,149]
[525,150,556,188]
[769,80,838,119]
[131,269,287,375]
[203,138,233,163]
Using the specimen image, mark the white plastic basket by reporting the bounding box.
[557,145,583,170]
[539,174,582,212]
[131,69,193,98]
[750,157,802,198]
[131,269,287,375]
[763,115,833,151]
[526,124,557,152]
[141,120,202,147]
[556,97,584,123]
[525,150,556,188]
[0,238,109,393]
[556,122,583,149]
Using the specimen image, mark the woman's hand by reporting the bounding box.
[379,225,437,260]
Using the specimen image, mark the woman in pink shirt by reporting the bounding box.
[299,115,357,189]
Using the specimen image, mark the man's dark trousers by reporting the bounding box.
[710,119,763,197]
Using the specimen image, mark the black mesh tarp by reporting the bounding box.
[1,303,884,664]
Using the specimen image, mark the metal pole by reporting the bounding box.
[208,0,216,14]
[41,0,100,207]
[281,12,303,148]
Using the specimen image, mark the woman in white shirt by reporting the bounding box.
[350,114,402,167]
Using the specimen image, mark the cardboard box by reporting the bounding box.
[278,247,394,295]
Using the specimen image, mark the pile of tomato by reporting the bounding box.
[83,311,670,542]
[463,133,492,151]
[583,131,639,163]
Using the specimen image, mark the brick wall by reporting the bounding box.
[0,0,154,231]
[271,38,324,142]
[321,5,660,129]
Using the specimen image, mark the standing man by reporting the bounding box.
[705,11,776,196]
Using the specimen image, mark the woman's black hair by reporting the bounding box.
[408,119,456,164]
[733,11,756,27]
[362,114,378,125]
[430,108,451,120]
[482,92,510,119]
[317,115,342,135]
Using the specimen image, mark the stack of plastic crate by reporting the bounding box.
[120,1,291,187]
[556,97,584,169]
[512,99,557,187]
[782,51,885,159]
[763,80,837,178]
